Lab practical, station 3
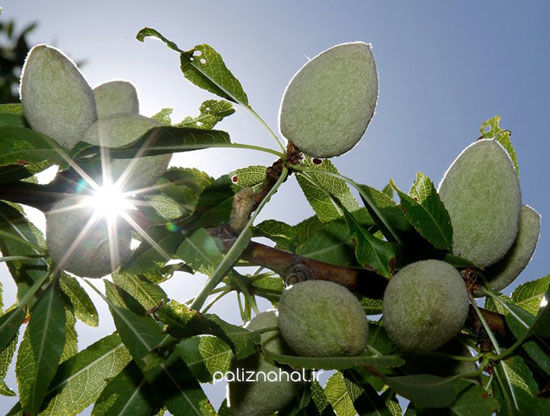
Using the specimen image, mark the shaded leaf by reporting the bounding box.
[16,283,66,414]
[384,374,456,408]
[91,360,162,416]
[342,207,395,278]
[357,184,413,245]
[253,219,297,251]
[391,173,453,250]
[0,333,17,396]
[264,349,404,370]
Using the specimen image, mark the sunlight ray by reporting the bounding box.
[51,211,100,276]
[121,211,172,261]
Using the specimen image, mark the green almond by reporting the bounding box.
[438,139,521,268]
[278,280,368,357]
[383,260,470,353]
[84,114,171,190]
[478,205,541,295]
[228,311,301,416]
[93,80,139,118]
[279,42,378,158]
[46,197,132,278]
[20,44,96,149]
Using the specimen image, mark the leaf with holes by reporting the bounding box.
[137,28,248,105]
[178,99,235,130]
[296,157,361,223]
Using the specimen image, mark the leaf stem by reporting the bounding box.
[244,106,286,154]
[471,297,502,354]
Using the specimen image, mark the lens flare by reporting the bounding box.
[87,182,134,220]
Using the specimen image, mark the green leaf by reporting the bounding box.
[324,372,358,416]
[343,370,392,416]
[0,112,26,127]
[0,103,24,115]
[120,224,183,276]
[178,99,235,130]
[112,272,167,312]
[310,379,336,416]
[59,273,98,327]
[60,308,78,363]
[0,308,25,354]
[16,283,66,414]
[176,228,224,274]
[480,116,519,175]
[264,349,404,370]
[0,333,17,396]
[176,335,233,382]
[157,300,259,360]
[137,28,249,105]
[103,290,215,416]
[91,360,162,416]
[294,215,325,246]
[342,206,395,278]
[152,108,173,126]
[0,126,68,168]
[384,374,456,408]
[296,218,357,267]
[40,333,131,416]
[296,158,361,223]
[0,201,47,300]
[357,184,413,245]
[534,283,550,339]
[494,356,548,416]
[74,126,231,160]
[440,381,500,416]
[391,173,453,250]
[512,275,550,316]
[253,219,297,251]
[229,164,267,192]
[504,303,550,376]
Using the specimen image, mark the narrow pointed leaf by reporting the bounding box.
[391,174,453,250]
[40,333,131,416]
[91,361,162,416]
[17,283,66,414]
[59,273,98,327]
[264,349,404,370]
[342,206,395,278]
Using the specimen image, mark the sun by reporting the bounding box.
[87,182,135,220]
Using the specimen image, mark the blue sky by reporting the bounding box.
[1,1,550,413]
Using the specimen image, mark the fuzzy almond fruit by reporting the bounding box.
[227,311,302,416]
[46,197,132,278]
[477,205,541,295]
[383,260,470,353]
[279,42,378,158]
[438,139,521,268]
[278,280,368,357]
[83,114,171,189]
[20,44,96,149]
[93,80,139,118]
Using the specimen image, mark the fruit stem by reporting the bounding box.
[244,105,286,154]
